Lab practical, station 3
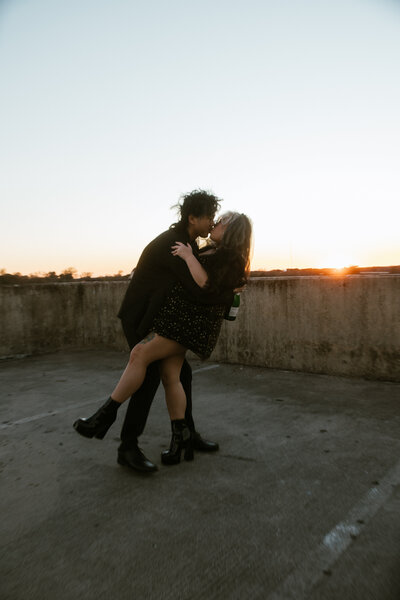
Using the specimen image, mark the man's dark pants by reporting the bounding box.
[120,320,195,448]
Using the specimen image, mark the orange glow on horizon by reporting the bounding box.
[3,251,400,278]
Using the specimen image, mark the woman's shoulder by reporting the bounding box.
[213,246,244,265]
[199,249,216,256]
[203,247,246,292]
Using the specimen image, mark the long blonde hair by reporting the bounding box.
[205,212,253,292]
[218,212,252,274]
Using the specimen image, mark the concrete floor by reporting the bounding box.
[1,350,400,600]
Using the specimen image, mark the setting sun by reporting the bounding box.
[321,256,356,271]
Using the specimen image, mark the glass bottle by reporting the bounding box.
[225,293,241,321]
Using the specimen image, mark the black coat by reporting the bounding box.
[118,226,233,339]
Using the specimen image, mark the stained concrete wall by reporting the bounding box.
[0,282,127,357]
[1,277,399,381]
[211,276,400,381]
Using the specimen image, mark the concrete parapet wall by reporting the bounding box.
[212,276,400,381]
[1,276,399,381]
[0,282,128,357]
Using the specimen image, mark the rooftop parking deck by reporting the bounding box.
[1,350,400,599]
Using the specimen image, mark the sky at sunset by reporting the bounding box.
[1,0,400,276]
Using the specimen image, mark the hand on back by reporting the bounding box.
[171,242,193,261]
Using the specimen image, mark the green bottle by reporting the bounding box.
[226,293,241,321]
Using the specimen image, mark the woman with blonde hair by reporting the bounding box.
[74,211,252,465]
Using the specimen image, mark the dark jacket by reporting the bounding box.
[118,226,233,339]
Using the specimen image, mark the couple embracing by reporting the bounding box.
[73,189,252,472]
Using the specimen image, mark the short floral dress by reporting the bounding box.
[152,257,227,359]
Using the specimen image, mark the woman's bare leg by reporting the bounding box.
[111,333,186,403]
[159,353,194,465]
[73,333,187,442]
[159,354,187,420]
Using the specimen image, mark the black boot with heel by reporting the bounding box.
[161,419,194,465]
[73,397,120,440]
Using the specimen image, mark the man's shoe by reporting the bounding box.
[191,431,219,452]
[117,445,158,473]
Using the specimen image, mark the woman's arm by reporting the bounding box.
[171,242,208,288]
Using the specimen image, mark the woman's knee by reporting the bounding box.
[129,333,161,366]
[129,343,145,365]
[160,370,180,388]
[129,333,185,369]
[160,358,184,388]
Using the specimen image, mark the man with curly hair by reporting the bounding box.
[117,189,227,472]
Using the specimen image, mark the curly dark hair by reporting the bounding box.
[171,189,222,229]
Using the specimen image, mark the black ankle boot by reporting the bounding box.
[73,397,120,440]
[161,419,194,465]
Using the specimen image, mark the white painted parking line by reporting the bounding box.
[0,364,220,429]
[193,364,220,374]
[267,458,400,599]
[0,400,98,430]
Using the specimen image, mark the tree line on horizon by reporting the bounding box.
[1,265,400,285]
[0,267,130,284]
